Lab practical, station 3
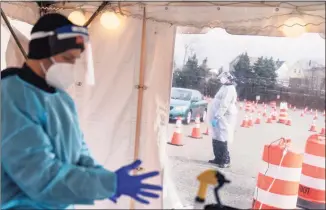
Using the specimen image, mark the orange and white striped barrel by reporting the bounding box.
[252,139,303,209]
[278,109,288,123]
[278,103,288,124]
[280,102,288,110]
[297,134,325,209]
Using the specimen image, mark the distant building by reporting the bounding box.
[275,62,290,87]
[289,67,325,91]
[229,55,325,89]
[287,59,325,90]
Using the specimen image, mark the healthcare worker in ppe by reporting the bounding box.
[208,67,238,168]
[1,13,162,209]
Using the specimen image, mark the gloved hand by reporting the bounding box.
[109,160,162,204]
[211,119,218,128]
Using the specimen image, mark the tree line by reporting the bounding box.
[172,52,325,109]
[172,52,280,101]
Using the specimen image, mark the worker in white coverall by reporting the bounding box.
[208,69,238,168]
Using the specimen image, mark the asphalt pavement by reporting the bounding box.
[166,103,325,209]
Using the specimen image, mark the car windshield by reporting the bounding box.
[171,89,192,101]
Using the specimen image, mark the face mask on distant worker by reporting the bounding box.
[41,58,75,90]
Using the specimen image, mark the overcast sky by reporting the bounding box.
[174,28,325,70]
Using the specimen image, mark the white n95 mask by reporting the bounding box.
[41,58,75,90]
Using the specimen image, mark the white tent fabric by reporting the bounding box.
[1,2,40,25]
[70,17,179,209]
[1,2,325,36]
[0,25,10,69]
[1,24,29,69]
[5,28,28,68]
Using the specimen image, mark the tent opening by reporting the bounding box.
[167,26,325,208]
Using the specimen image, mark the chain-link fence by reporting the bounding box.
[234,77,325,110]
[172,72,325,110]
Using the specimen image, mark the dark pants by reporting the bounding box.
[212,139,230,164]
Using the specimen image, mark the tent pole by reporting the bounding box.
[84,1,108,27]
[0,9,27,60]
[130,5,147,210]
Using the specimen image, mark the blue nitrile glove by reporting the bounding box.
[109,160,162,204]
[211,119,218,128]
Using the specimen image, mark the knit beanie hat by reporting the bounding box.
[28,13,74,59]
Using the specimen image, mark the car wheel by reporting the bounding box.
[201,109,207,122]
[184,111,192,125]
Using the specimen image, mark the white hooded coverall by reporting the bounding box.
[208,84,238,144]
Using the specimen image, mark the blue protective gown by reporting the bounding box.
[1,70,117,209]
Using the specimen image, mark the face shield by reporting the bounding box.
[30,25,95,86]
[216,71,230,83]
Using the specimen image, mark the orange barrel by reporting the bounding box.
[297,134,325,209]
[252,139,303,209]
[278,109,288,123]
[278,102,288,124]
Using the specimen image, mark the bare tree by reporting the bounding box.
[182,37,199,66]
[183,44,189,66]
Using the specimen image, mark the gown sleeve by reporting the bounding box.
[214,86,237,119]
[1,97,117,206]
[77,137,103,168]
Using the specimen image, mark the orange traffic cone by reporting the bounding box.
[320,128,325,135]
[300,111,304,117]
[245,102,252,112]
[286,118,292,126]
[266,114,273,123]
[248,115,254,127]
[272,111,277,120]
[168,118,183,146]
[262,109,267,117]
[255,114,261,124]
[190,115,202,139]
[309,120,317,132]
[313,113,318,120]
[203,127,209,135]
[241,115,249,128]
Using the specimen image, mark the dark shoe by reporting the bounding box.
[208,159,220,164]
[217,163,230,168]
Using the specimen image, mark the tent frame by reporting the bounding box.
[1,9,27,59]
[131,5,147,210]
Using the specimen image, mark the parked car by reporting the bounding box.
[169,87,208,124]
